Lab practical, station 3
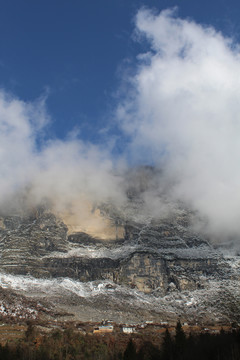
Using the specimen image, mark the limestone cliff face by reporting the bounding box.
[59,203,125,240]
[0,204,232,295]
[0,209,68,277]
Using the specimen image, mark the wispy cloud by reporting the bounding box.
[0,89,126,218]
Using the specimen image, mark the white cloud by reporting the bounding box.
[118,8,240,238]
[0,89,126,218]
[0,90,42,201]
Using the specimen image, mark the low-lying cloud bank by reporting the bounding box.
[1,8,240,243]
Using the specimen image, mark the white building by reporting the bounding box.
[122,326,136,334]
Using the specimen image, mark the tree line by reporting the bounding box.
[124,321,240,360]
[0,321,239,359]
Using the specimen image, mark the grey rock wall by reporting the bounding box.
[0,205,232,296]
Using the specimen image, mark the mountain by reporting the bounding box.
[0,168,239,325]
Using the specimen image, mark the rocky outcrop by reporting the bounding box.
[0,209,68,277]
[0,204,232,296]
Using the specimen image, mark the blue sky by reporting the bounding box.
[1,0,240,143]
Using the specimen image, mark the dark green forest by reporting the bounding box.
[0,321,239,360]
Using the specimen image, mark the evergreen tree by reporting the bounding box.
[162,328,173,360]
[175,320,186,359]
[25,322,37,342]
[138,341,159,360]
[123,339,137,360]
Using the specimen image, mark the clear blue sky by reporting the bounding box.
[0,0,240,143]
